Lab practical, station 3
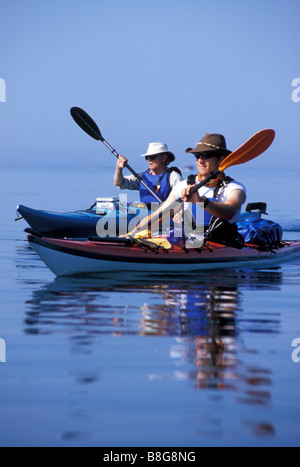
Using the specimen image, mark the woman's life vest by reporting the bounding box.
[139,168,181,204]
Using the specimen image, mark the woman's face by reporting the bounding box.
[145,154,168,173]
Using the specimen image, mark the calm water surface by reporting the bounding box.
[1,165,300,446]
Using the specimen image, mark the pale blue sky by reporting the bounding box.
[1,0,300,172]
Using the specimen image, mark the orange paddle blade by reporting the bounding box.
[220,129,275,171]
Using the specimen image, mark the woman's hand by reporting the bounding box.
[116,155,128,169]
[114,155,128,187]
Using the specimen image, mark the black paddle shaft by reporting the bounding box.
[70,107,163,203]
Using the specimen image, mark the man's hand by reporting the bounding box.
[181,184,201,203]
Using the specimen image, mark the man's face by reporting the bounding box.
[194,152,225,177]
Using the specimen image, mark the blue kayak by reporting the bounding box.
[16,199,269,240]
[16,198,150,238]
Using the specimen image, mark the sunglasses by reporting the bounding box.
[145,155,158,161]
[194,152,217,160]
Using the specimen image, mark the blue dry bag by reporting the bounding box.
[237,218,283,248]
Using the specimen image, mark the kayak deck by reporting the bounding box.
[16,201,263,238]
[28,234,300,277]
[16,203,148,238]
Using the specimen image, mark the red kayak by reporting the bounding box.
[27,233,300,277]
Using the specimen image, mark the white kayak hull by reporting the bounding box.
[28,235,300,277]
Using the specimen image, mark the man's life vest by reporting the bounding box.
[188,175,234,226]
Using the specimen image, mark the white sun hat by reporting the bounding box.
[140,142,175,162]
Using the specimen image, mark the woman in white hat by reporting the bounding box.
[114,142,182,206]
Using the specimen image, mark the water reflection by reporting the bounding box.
[18,247,287,441]
[23,270,282,389]
[23,269,283,338]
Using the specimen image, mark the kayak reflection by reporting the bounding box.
[22,269,282,440]
[24,269,283,339]
[24,271,282,391]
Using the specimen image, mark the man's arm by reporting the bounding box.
[206,189,246,220]
[181,186,246,221]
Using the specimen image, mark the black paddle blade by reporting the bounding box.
[70,107,103,141]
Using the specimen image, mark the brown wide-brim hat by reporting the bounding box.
[185,133,232,157]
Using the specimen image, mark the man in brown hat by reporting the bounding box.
[125,134,246,242]
[180,133,246,224]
